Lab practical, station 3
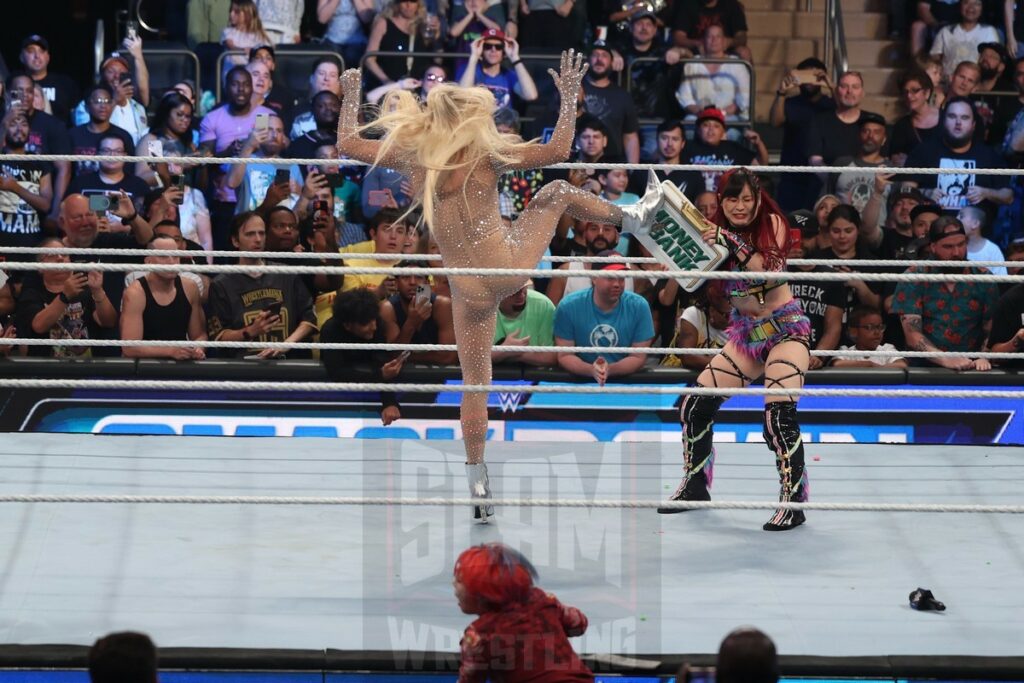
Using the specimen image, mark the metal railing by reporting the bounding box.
[625,56,755,125]
[823,0,849,83]
[144,48,203,101]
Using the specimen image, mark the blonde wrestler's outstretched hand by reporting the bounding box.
[341,68,363,100]
[548,49,588,98]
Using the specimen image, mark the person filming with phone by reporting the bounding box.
[227,113,300,213]
[65,133,150,232]
[380,265,458,365]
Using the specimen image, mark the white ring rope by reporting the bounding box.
[5,337,1020,360]
[0,378,1021,397]
[0,494,1016,514]
[2,153,1023,177]
[6,261,1024,283]
[4,246,1023,271]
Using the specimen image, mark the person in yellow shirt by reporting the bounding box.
[339,208,411,298]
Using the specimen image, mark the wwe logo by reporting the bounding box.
[496,391,525,413]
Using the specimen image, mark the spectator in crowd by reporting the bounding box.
[0,114,53,247]
[20,34,79,123]
[830,112,889,212]
[831,305,907,369]
[150,219,212,294]
[788,226,844,370]
[188,0,231,47]
[803,194,838,252]
[903,96,1012,212]
[770,57,835,211]
[256,0,303,43]
[671,0,751,63]
[930,0,999,80]
[988,280,1024,365]
[675,24,751,123]
[812,204,884,317]
[364,0,442,89]
[494,107,545,222]
[859,181,927,259]
[492,284,557,366]
[296,144,362,244]
[227,113,301,212]
[145,177,215,258]
[448,0,503,56]
[286,91,341,171]
[614,10,684,122]
[341,208,409,295]
[248,46,297,122]
[290,56,343,139]
[318,0,376,67]
[221,0,272,71]
[911,0,965,58]
[70,85,136,176]
[890,68,941,167]
[7,73,71,217]
[199,66,276,248]
[320,288,405,425]
[892,215,998,370]
[958,204,1007,273]
[517,0,577,54]
[546,221,635,304]
[1000,57,1024,162]
[366,64,449,104]
[947,59,981,98]
[573,117,618,170]
[650,119,704,199]
[134,92,198,188]
[681,107,766,194]
[73,51,151,143]
[583,41,641,163]
[380,264,458,364]
[361,165,412,221]
[207,211,317,357]
[807,71,875,168]
[65,134,151,232]
[977,41,1013,92]
[696,190,719,219]
[597,168,638,208]
[88,631,158,683]
[675,282,731,371]
[17,236,118,358]
[554,253,655,384]
[247,58,281,125]
[458,30,539,109]
[716,627,777,683]
[120,235,207,359]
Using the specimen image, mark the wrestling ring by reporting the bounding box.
[0,156,1022,679]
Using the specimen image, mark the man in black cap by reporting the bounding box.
[612,10,680,120]
[19,34,79,123]
[891,215,999,370]
[830,112,889,213]
[860,183,928,260]
[680,106,763,193]
[978,42,1012,91]
[583,41,640,163]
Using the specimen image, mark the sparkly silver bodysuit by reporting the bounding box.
[338,70,624,464]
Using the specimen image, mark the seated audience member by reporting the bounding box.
[341,209,409,296]
[598,168,639,207]
[320,289,405,425]
[671,0,751,63]
[72,48,151,141]
[929,0,999,80]
[120,235,207,359]
[8,73,71,215]
[583,42,641,163]
[811,204,884,315]
[144,187,213,257]
[616,10,686,122]
[987,281,1024,366]
[494,107,544,223]
[458,30,538,108]
[674,282,731,371]
[65,133,150,232]
[69,85,135,175]
[999,58,1024,162]
[150,220,210,297]
[16,236,118,357]
[977,41,1013,92]
[958,205,1007,273]
[207,211,317,358]
[289,56,343,140]
[1005,237,1024,283]
[0,114,53,248]
[380,265,458,364]
[227,114,301,213]
[696,191,718,220]
[716,627,778,683]
[650,119,704,199]
[285,91,341,171]
[807,71,875,168]
[681,107,766,193]
[903,96,1012,213]
[134,92,198,188]
[295,143,363,245]
[361,165,412,221]
[546,221,635,305]
[859,183,931,260]
[890,68,941,167]
[248,47,296,125]
[830,113,889,213]
[492,284,557,366]
[554,253,655,384]
[265,206,342,328]
[832,305,906,368]
[809,194,839,252]
[675,25,751,123]
[88,631,158,683]
[892,216,998,370]
[787,228,844,369]
[20,34,79,123]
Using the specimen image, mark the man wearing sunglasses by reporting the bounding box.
[458,28,538,109]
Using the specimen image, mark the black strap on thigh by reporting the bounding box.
[707,350,755,387]
[764,359,806,391]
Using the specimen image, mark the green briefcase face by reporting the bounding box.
[632,181,730,293]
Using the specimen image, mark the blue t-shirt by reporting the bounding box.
[455,64,519,109]
[553,288,655,363]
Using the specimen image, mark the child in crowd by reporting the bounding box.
[222,0,271,71]
[832,306,907,368]
[454,543,593,683]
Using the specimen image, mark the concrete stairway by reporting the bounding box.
[745,0,906,123]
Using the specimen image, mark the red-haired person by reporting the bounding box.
[659,168,812,531]
[454,543,592,683]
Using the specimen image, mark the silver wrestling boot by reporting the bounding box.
[465,462,494,523]
[620,169,666,235]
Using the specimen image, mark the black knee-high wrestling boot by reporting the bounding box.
[658,393,725,514]
[762,401,809,531]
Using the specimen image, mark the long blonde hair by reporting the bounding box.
[384,0,427,30]
[230,0,271,43]
[359,84,538,229]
